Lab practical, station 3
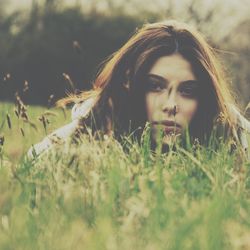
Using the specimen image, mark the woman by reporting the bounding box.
[28,20,250,159]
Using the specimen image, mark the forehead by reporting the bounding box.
[148,53,196,81]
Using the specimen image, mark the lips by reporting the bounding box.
[152,120,181,134]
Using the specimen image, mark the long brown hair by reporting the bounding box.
[58,20,238,144]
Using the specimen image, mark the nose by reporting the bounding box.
[161,89,178,116]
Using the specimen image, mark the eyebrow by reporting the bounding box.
[146,73,198,86]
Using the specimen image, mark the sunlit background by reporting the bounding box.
[1,0,250,107]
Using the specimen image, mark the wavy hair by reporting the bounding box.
[58,20,239,144]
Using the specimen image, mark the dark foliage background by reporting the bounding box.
[0,2,142,105]
[0,0,249,107]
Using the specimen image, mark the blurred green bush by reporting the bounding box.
[0,0,249,107]
[0,1,142,105]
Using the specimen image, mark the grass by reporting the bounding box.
[0,102,70,160]
[0,102,250,250]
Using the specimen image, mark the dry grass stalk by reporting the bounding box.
[43,111,57,117]
[38,115,47,133]
[6,114,11,129]
[3,73,11,81]
[14,109,19,118]
[73,40,82,53]
[23,81,29,92]
[0,135,4,146]
[15,92,29,121]
[25,120,38,131]
[245,102,250,117]
[63,73,76,93]
[20,128,25,137]
[48,94,54,107]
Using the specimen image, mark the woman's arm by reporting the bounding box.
[27,119,80,159]
[27,97,96,159]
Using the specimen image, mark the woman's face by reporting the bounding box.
[145,53,199,144]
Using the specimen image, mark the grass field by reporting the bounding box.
[0,102,250,250]
[0,102,70,160]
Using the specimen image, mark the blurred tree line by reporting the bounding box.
[0,0,249,107]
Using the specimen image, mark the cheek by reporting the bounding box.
[145,94,158,121]
[180,99,198,122]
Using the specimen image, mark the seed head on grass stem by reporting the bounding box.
[20,128,25,137]
[48,94,54,108]
[6,113,11,129]
[63,73,76,94]
[38,115,47,134]
[3,73,11,81]
[73,40,82,54]
[14,109,19,118]
[23,80,29,92]
[15,92,29,121]
[0,135,4,146]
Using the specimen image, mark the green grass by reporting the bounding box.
[0,102,70,160]
[0,102,250,250]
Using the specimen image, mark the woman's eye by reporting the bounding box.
[147,81,165,92]
[179,85,197,97]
